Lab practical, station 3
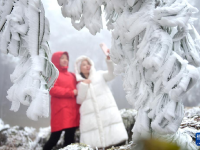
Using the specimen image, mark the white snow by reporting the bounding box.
[0,0,200,149]
[59,144,94,150]
[58,0,200,149]
[0,107,199,149]
[0,0,59,120]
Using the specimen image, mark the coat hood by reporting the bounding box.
[52,51,69,72]
[75,56,96,81]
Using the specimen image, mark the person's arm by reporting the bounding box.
[50,81,75,98]
[76,82,89,104]
[102,58,115,82]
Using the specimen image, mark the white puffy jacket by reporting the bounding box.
[75,56,128,148]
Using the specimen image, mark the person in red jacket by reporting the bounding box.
[43,51,80,150]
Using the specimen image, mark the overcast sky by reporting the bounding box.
[0,0,200,129]
[42,0,112,71]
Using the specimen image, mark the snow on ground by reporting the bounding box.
[180,107,200,140]
[59,144,93,150]
[0,108,199,150]
[0,121,36,150]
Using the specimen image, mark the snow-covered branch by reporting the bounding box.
[58,0,200,149]
[0,0,59,121]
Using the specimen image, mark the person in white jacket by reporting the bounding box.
[75,54,128,148]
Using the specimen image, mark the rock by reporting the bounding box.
[0,119,38,150]
[0,128,8,146]
[32,127,51,148]
[0,126,33,150]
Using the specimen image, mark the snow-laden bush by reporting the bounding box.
[0,119,35,150]
[180,107,200,141]
[0,108,200,150]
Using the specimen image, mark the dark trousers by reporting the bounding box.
[43,127,77,150]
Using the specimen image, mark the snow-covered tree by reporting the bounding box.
[0,0,58,121]
[57,0,200,149]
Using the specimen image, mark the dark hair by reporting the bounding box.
[80,72,87,79]
[62,52,69,60]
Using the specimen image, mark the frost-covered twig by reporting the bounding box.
[58,0,200,149]
[0,0,58,120]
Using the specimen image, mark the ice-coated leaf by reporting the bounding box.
[173,30,187,41]
[0,0,14,31]
[0,0,58,121]
[57,0,200,149]
[127,0,136,7]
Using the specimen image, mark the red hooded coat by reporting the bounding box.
[50,51,80,132]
